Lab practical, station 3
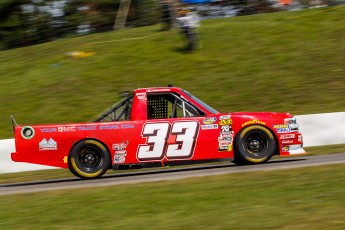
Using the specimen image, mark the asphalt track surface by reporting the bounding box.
[1,153,345,196]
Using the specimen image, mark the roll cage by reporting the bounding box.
[93,94,134,122]
[92,87,219,123]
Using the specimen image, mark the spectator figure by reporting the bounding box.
[176,8,200,52]
[160,2,173,30]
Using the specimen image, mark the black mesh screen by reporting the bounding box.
[147,96,168,119]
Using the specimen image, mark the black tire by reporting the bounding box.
[68,140,110,179]
[235,125,276,164]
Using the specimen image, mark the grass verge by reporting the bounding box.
[0,164,345,229]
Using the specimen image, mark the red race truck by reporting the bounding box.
[11,86,305,179]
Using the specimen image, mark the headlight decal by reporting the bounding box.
[21,126,35,139]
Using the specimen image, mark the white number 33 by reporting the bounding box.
[137,121,199,161]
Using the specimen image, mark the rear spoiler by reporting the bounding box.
[10,116,18,133]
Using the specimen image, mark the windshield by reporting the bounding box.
[182,90,219,114]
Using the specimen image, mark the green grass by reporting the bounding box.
[305,143,345,155]
[0,6,344,138]
[0,164,345,229]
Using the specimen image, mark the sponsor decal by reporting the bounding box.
[289,144,302,150]
[115,149,127,155]
[100,124,136,130]
[39,138,57,151]
[280,134,295,139]
[219,115,231,120]
[99,125,120,130]
[77,125,97,131]
[114,150,127,163]
[221,125,232,133]
[276,128,291,133]
[56,124,134,132]
[21,126,35,139]
[220,133,233,139]
[45,126,96,133]
[218,144,232,152]
[219,119,232,126]
[201,124,218,130]
[147,89,171,92]
[56,124,135,132]
[242,119,266,127]
[274,124,293,133]
[284,117,297,124]
[58,126,76,132]
[113,141,129,163]
[40,128,57,133]
[284,118,299,131]
[282,139,293,144]
[136,93,146,100]
[218,136,233,142]
[203,117,217,125]
[282,144,301,152]
[282,146,289,152]
[289,124,299,131]
[114,155,126,163]
[218,123,234,152]
[120,124,135,129]
[218,146,228,151]
[218,141,232,147]
[218,133,233,142]
[112,141,129,151]
[273,124,289,129]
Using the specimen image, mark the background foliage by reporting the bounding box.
[2,0,345,50]
[0,6,344,138]
[0,0,160,50]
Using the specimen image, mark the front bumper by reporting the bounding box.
[286,144,306,155]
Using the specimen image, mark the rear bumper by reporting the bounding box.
[11,152,20,162]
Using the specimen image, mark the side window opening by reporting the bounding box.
[93,95,133,122]
[147,93,205,119]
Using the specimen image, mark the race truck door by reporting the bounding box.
[135,91,227,163]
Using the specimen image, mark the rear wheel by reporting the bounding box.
[235,125,276,164]
[69,140,110,179]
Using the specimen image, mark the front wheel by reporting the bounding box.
[68,140,110,179]
[234,125,276,165]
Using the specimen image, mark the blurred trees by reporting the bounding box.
[1,0,343,50]
[0,0,29,50]
[128,0,160,27]
[64,0,119,33]
[0,0,160,50]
